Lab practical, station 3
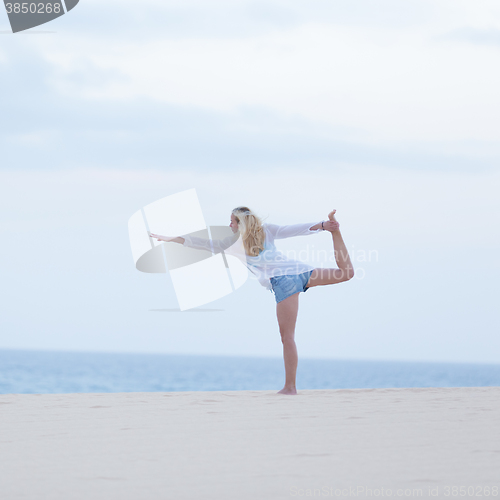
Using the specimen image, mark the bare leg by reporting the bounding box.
[276,292,300,395]
[307,209,355,287]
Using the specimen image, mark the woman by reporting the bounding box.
[150,207,354,395]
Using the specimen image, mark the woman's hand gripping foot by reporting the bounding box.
[321,209,340,233]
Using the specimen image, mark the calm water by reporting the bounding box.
[1,349,499,394]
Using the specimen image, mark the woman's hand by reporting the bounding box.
[149,232,173,242]
[322,220,340,232]
[149,233,185,244]
[322,210,340,232]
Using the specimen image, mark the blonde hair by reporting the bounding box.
[232,206,265,257]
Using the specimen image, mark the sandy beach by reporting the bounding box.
[1,387,499,499]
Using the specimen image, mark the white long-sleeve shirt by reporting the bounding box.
[182,221,323,290]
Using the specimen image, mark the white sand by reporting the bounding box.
[1,387,499,499]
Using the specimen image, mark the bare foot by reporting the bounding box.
[328,209,338,222]
[277,387,297,395]
[323,210,340,232]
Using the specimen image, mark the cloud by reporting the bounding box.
[0,165,499,361]
[1,0,500,362]
[1,87,499,173]
[1,0,500,173]
[27,0,435,41]
[440,26,500,46]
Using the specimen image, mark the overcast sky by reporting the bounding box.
[1,0,499,363]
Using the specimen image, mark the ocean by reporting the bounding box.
[1,349,499,394]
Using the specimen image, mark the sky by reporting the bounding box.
[1,0,499,364]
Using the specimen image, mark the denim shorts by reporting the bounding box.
[270,270,314,304]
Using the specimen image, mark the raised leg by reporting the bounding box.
[276,292,300,395]
[306,209,354,287]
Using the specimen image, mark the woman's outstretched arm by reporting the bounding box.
[266,221,324,239]
[149,233,185,244]
[309,222,323,231]
[268,218,340,238]
[149,232,237,253]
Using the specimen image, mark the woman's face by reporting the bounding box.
[230,213,239,233]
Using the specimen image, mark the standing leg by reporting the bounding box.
[276,292,300,395]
